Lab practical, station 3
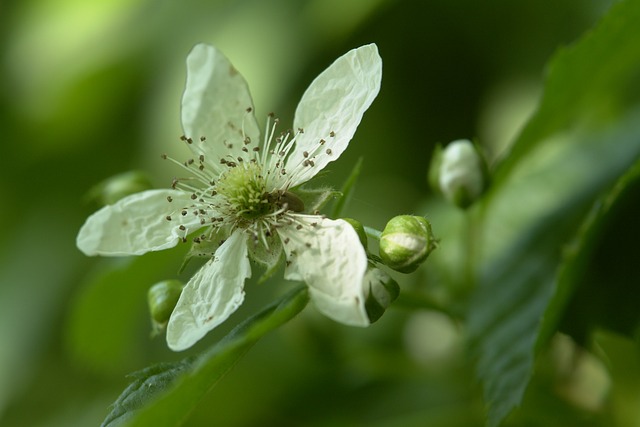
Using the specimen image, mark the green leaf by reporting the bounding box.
[551,159,640,344]
[101,359,194,427]
[466,2,640,426]
[103,286,309,427]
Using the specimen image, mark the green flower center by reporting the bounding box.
[216,163,271,219]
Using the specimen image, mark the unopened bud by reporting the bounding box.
[148,280,184,326]
[379,215,435,273]
[89,171,153,206]
[438,139,486,208]
[363,267,400,323]
[342,218,367,248]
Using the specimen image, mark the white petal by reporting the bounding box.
[287,44,382,187]
[279,216,369,326]
[76,189,203,256]
[166,230,251,351]
[181,44,261,172]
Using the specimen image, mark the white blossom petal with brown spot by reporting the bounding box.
[279,216,369,327]
[166,230,250,351]
[76,189,205,256]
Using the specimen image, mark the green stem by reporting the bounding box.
[364,226,382,241]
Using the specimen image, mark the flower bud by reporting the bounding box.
[438,139,486,209]
[148,280,184,326]
[363,267,400,323]
[341,217,368,248]
[89,171,154,206]
[379,215,435,273]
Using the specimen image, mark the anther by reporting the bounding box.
[284,238,290,244]
[329,131,335,137]
[181,210,187,216]
[319,139,326,145]
[180,135,187,141]
[200,136,206,142]
[161,153,168,159]
[296,225,303,230]
[303,151,309,158]
[167,196,173,202]
[298,128,304,133]
[187,138,193,144]
[199,155,205,162]
[253,147,260,152]
[166,216,172,221]
[244,137,251,144]
[179,225,186,231]
[191,194,197,200]
[309,160,315,167]
[246,107,253,113]
[303,160,310,167]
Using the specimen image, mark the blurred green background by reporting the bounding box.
[0,0,623,426]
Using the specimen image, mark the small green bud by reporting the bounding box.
[89,171,154,206]
[363,267,400,323]
[148,280,184,326]
[342,218,368,248]
[438,139,486,209]
[379,215,435,273]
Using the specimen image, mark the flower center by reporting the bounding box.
[216,162,271,219]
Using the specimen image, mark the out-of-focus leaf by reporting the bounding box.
[102,286,308,427]
[466,1,640,426]
[553,159,640,344]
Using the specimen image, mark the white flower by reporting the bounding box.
[76,43,382,351]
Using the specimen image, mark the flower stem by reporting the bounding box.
[364,226,382,241]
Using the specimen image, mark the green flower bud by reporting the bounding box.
[341,217,368,248]
[438,139,487,209]
[148,280,184,326]
[379,215,435,273]
[363,267,400,323]
[89,171,154,206]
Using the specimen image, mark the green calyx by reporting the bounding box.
[364,267,400,323]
